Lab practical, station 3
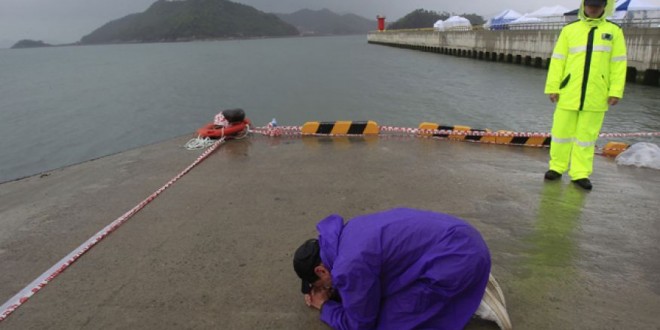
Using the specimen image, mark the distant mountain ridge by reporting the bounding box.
[80,0,298,44]
[10,2,379,48]
[276,9,377,35]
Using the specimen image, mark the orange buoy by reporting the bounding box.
[197,119,251,138]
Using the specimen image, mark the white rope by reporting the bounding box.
[185,125,249,150]
[230,126,250,140]
[184,136,216,150]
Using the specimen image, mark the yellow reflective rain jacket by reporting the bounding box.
[545,0,627,111]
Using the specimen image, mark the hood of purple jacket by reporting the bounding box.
[316,214,344,271]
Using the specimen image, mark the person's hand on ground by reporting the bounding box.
[304,287,331,310]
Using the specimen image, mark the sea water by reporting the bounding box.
[1,35,659,183]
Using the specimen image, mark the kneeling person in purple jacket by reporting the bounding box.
[293,208,511,330]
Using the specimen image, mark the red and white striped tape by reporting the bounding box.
[250,124,659,155]
[251,124,660,139]
[0,139,225,322]
[383,127,660,139]
[599,132,660,138]
[251,126,302,137]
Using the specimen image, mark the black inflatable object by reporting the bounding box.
[222,108,246,123]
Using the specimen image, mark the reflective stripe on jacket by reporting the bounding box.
[545,6,627,112]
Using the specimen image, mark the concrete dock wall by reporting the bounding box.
[367,28,660,86]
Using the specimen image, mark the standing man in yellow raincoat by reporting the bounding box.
[544,0,627,190]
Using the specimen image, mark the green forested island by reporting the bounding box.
[11,39,53,49]
[80,0,298,44]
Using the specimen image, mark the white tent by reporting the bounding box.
[433,19,445,31]
[612,0,660,20]
[527,5,570,18]
[510,15,544,24]
[494,9,523,20]
[485,9,523,29]
[566,0,660,18]
[616,0,660,11]
[508,15,544,29]
[443,16,472,30]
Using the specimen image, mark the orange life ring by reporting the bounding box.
[197,119,251,138]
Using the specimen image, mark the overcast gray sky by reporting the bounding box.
[1,0,657,48]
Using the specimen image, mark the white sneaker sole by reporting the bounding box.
[475,274,512,330]
[488,273,506,307]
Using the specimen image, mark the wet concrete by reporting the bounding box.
[1,134,659,329]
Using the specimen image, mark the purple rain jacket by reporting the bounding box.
[317,208,491,330]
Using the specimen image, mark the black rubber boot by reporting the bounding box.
[544,170,562,181]
[572,178,593,190]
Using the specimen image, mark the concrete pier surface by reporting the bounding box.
[1,134,659,329]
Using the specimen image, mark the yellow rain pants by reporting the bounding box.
[549,109,605,180]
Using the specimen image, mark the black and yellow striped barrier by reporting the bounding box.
[419,123,552,147]
[302,121,379,135]
[418,122,491,141]
[494,130,551,147]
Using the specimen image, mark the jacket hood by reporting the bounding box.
[316,214,344,271]
[579,0,615,22]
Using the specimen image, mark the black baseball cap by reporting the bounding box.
[584,0,607,6]
[293,238,322,294]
